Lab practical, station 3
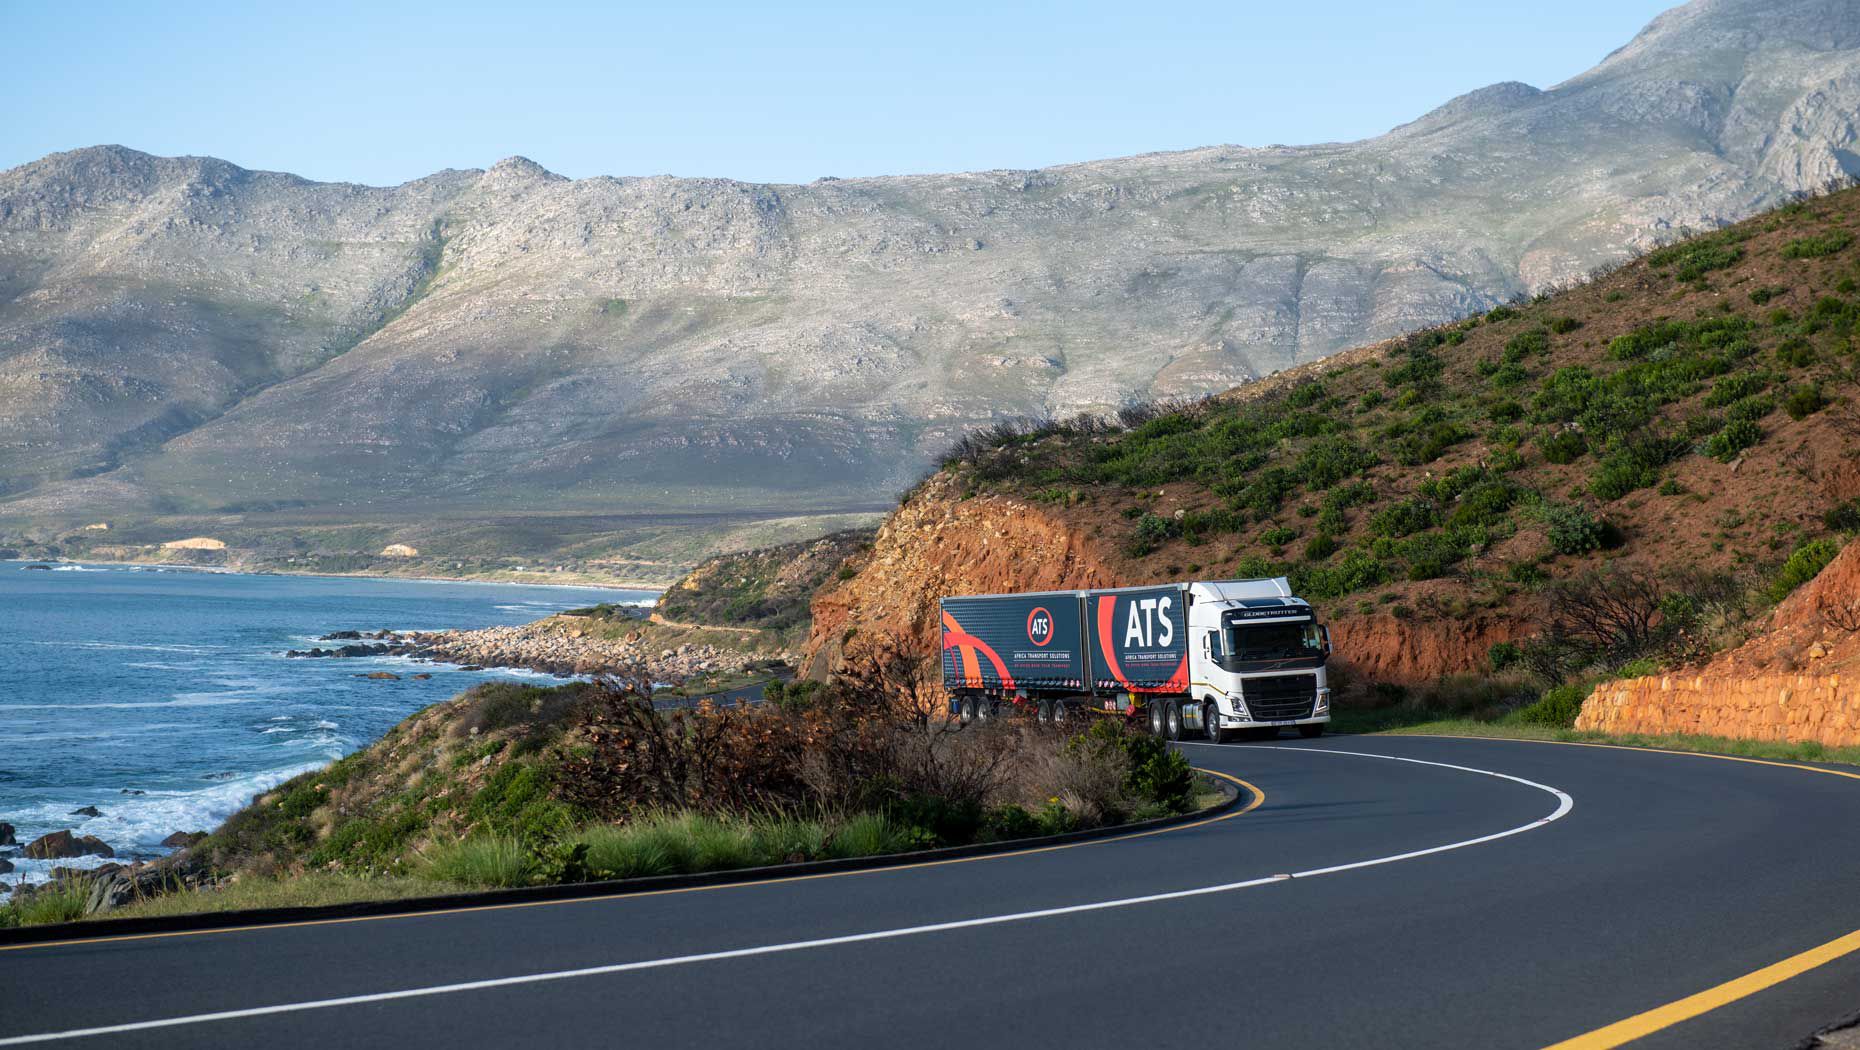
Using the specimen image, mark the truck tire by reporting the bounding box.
[977,698,995,722]
[1051,699,1071,724]
[1163,700,1183,741]
[1298,723,1325,739]
[959,696,978,725]
[1202,703,1226,744]
[1036,699,1053,724]
[1147,701,1165,736]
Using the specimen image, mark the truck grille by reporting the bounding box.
[1243,674,1317,721]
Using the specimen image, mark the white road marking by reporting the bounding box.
[0,746,1573,1046]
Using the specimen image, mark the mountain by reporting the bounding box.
[3,0,1859,551]
[801,182,1860,709]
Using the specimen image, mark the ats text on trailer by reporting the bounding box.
[938,577,1332,741]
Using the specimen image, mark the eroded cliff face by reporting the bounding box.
[1579,541,1860,744]
[802,477,1117,680]
[802,475,1527,692]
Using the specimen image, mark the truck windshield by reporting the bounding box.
[1224,621,1324,665]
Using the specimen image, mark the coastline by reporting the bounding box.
[10,558,668,594]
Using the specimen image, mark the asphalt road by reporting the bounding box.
[5,734,1860,1049]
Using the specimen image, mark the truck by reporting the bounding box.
[938,577,1331,741]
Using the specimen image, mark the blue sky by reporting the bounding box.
[7,0,1676,186]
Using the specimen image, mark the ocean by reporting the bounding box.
[0,562,652,885]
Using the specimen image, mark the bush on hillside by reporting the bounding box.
[1769,538,1844,603]
[1510,684,1588,727]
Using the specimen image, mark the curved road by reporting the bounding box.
[5,735,1860,1049]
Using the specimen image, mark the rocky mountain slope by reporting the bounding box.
[803,183,1860,697]
[3,0,1860,540]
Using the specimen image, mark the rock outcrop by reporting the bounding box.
[1579,542,1860,744]
[21,830,115,860]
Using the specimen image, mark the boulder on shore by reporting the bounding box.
[0,821,16,846]
[23,829,115,860]
[70,805,101,818]
[361,671,401,681]
[0,857,11,874]
[160,831,207,849]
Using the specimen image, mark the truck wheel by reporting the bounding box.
[1036,700,1053,724]
[1147,702,1165,736]
[959,697,978,725]
[1051,700,1071,725]
[977,698,995,722]
[1164,700,1183,741]
[1202,703,1226,744]
[1298,723,1325,739]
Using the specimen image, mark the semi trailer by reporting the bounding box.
[939,577,1331,740]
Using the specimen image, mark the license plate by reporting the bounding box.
[1270,719,1299,726]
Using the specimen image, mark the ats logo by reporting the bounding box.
[1026,606,1054,647]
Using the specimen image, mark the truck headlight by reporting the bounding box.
[1228,693,1248,721]
[1315,688,1331,714]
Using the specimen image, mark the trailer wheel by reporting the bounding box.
[1202,703,1226,744]
[1163,700,1183,741]
[1147,701,1165,736]
[1036,699,1053,724]
[1051,700,1071,725]
[977,698,996,722]
[959,696,978,725]
[1298,723,1325,739]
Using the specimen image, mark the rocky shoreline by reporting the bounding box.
[286,616,790,682]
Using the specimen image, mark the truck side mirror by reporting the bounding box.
[1319,625,1332,658]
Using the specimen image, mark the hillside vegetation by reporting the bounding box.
[6,1,1860,543]
[814,184,1860,719]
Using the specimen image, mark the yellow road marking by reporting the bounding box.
[0,769,1263,954]
[1541,927,1860,1049]
[1393,733,1860,1048]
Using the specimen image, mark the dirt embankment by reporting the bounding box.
[1579,542,1860,744]
[802,474,1526,692]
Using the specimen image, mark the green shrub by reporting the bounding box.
[1488,641,1522,672]
[1780,231,1853,259]
[1296,438,1375,489]
[1505,329,1550,360]
[1769,538,1844,603]
[1486,305,1519,322]
[1370,498,1438,538]
[1825,499,1860,533]
[1129,512,1179,556]
[1783,384,1827,420]
[1646,229,1747,281]
[979,805,1041,842]
[423,835,534,888]
[1749,285,1788,305]
[1260,525,1299,547]
[1511,683,1588,727]
[1303,533,1338,561]
[1776,339,1818,368]
[1538,429,1588,465]
[1292,548,1388,601]
[1705,370,1774,407]
[1703,419,1761,462]
[1726,395,1774,423]
[1543,503,1604,555]
[1548,316,1583,335]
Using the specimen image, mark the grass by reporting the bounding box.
[52,873,477,923]
[1328,707,1860,766]
[421,835,534,888]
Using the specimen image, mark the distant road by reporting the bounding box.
[6,736,1860,1048]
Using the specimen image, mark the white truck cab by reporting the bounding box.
[1183,577,1331,740]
